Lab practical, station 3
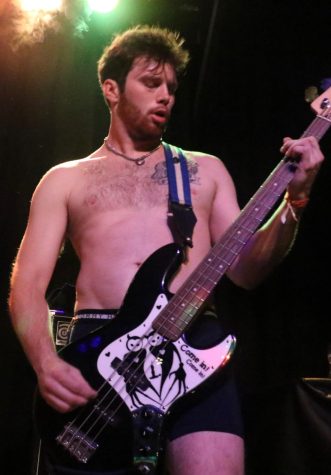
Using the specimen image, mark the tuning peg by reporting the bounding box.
[304,86,319,103]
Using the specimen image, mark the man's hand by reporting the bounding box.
[37,355,97,413]
[280,136,324,199]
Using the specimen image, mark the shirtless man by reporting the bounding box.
[8,26,324,475]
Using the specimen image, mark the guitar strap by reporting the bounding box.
[163,141,197,252]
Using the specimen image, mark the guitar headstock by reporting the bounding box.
[311,86,331,117]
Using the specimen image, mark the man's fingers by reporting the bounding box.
[38,359,97,412]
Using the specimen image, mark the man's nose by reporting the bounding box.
[157,84,171,104]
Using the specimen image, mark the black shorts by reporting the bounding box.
[70,308,244,441]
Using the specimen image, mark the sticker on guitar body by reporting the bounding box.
[97,294,236,413]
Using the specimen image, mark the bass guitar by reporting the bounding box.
[35,87,331,474]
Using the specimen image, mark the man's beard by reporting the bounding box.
[118,94,167,142]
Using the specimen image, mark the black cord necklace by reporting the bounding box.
[104,138,162,166]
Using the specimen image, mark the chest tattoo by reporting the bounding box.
[151,160,200,185]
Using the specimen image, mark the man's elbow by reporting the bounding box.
[227,259,271,290]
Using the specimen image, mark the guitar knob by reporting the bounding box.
[137,463,152,474]
[142,408,153,419]
[141,426,154,438]
[139,445,152,455]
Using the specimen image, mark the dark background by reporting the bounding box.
[1,0,331,473]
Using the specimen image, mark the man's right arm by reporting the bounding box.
[8,167,96,413]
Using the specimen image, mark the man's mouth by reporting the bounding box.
[150,109,169,124]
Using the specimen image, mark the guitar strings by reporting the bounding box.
[61,284,210,455]
[63,248,224,454]
[61,322,179,457]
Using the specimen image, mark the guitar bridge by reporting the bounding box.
[56,424,99,463]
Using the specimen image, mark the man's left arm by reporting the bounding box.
[227,136,324,289]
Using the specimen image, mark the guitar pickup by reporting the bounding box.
[93,403,116,424]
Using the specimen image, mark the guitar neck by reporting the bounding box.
[153,113,331,340]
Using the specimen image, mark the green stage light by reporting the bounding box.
[88,0,119,13]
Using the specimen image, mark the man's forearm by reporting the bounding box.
[8,288,57,374]
[228,196,306,289]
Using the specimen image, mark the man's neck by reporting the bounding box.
[106,128,162,156]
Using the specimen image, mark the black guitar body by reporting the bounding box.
[36,244,182,472]
[35,243,236,473]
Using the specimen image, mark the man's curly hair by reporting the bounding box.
[97,25,190,91]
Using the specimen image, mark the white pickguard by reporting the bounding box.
[97,294,236,413]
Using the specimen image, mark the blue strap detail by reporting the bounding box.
[162,142,197,248]
[163,141,192,206]
[178,147,192,206]
[163,142,180,203]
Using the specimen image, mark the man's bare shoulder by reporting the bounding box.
[183,149,222,163]
[49,154,103,173]
[32,154,105,204]
[39,152,104,183]
[183,149,230,175]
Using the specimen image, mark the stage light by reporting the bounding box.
[88,0,119,14]
[20,0,63,12]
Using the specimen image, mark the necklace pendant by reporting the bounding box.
[104,138,161,165]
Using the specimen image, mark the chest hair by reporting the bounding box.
[82,160,169,211]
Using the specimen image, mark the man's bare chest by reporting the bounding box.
[67,156,209,232]
[76,160,171,213]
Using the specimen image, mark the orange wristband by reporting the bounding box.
[282,192,309,223]
[284,192,309,208]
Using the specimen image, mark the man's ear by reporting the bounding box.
[102,79,120,105]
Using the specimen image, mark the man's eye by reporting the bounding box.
[144,79,158,88]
